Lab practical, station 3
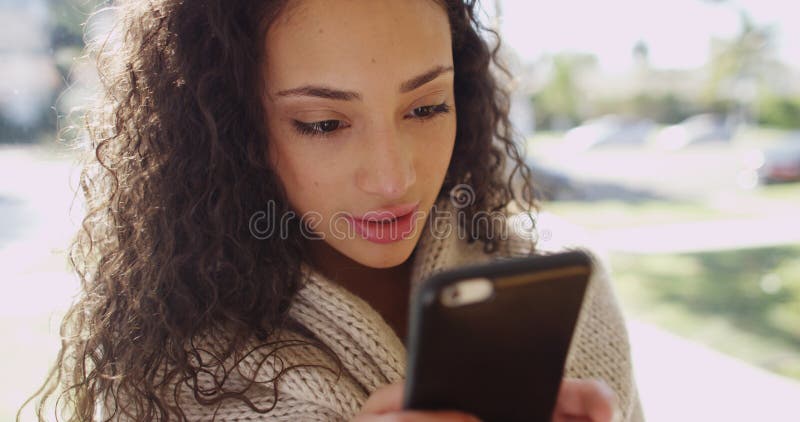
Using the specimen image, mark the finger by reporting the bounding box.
[555,378,616,421]
[552,417,591,422]
[368,410,482,422]
[358,382,405,415]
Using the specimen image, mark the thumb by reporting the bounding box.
[359,382,405,415]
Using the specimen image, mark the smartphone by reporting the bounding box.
[402,250,592,422]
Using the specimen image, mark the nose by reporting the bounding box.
[355,125,416,200]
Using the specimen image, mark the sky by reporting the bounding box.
[484,0,800,71]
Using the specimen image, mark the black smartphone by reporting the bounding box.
[402,250,592,422]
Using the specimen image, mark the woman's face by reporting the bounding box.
[263,0,456,269]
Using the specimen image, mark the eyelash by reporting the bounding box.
[292,102,452,138]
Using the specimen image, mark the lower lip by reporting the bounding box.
[347,206,420,244]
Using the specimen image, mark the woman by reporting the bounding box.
[23,0,643,420]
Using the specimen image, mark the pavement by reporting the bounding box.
[591,217,800,254]
[629,319,800,421]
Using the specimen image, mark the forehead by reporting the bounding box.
[264,0,453,94]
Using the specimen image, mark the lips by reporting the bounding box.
[353,202,419,222]
[347,202,420,244]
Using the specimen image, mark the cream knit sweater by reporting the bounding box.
[100,204,645,421]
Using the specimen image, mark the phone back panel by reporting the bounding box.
[403,251,591,422]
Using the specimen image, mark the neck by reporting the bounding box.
[307,240,414,340]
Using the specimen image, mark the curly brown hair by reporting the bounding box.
[21,0,536,420]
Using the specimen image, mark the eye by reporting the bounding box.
[292,119,347,138]
[407,103,451,120]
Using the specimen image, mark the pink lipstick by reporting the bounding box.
[347,202,421,244]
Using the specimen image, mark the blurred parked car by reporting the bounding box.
[738,134,800,186]
[653,113,737,150]
[563,115,655,151]
[756,141,800,184]
[526,158,580,200]
[525,157,661,201]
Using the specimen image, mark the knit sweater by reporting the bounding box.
[99,203,645,421]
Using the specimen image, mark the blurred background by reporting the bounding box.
[2,0,798,420]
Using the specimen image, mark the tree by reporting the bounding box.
[532,54,596,130]
[705,12,776,122]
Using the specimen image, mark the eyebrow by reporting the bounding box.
[274,65,454,101]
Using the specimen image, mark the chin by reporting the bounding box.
[338,235,420,269]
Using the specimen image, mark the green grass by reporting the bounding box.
[611,246,800,380]
[755,182,800,201]
[542,184,800,380]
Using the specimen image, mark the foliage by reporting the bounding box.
[46,0,107,49]
[589,94,699,125]
[757,95,800,129]
[530,53,596,130]
[705,13,775,104]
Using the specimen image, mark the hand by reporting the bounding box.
[353,382,482,422]
[552,378,616,422]
[354,378,615,422]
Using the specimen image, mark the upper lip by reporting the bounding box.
[352,202,419,222]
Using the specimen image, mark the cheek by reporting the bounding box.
[414,116,457,176]
[269,135,343,215]
[276,157,323,209]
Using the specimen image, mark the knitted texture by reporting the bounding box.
[99,202,644,421]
